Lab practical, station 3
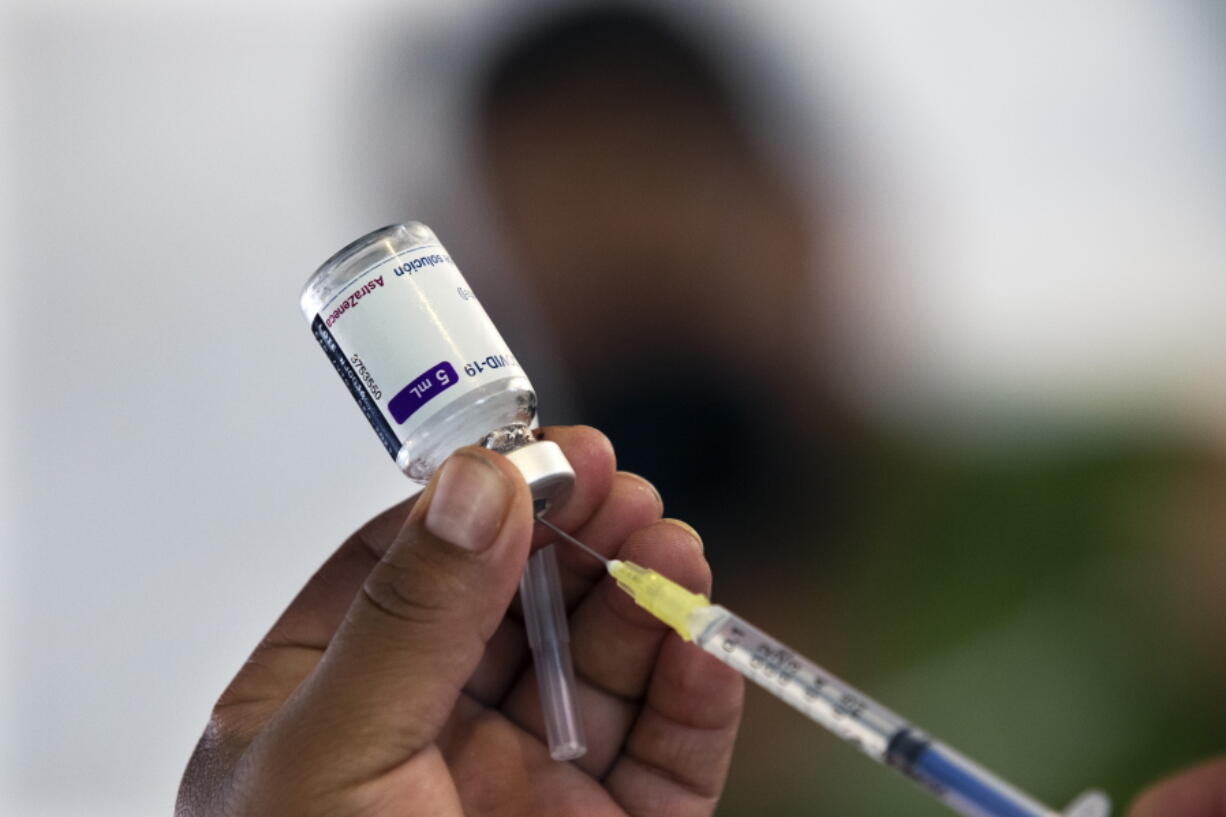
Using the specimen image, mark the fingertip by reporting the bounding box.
[1130,784,1188,817]
[597,519,713,632]
[659,518,702,551]
[545,470,665,575]
[539,425,616,486]
[1128,786,1160,817]
[539,422,615,456]
[616,470,663,515]
[619,518,711,595]
[537,424,615,467]
[423,452,515,552]
[429,445,536,557]
[1129,757,1226,817]
[530,425,617,534]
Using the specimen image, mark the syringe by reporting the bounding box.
[537,516,1111,817]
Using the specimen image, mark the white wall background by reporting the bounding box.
[2,1,1223,815]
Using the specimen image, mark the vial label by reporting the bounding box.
[308,243,525,457]
[387,361,460,424]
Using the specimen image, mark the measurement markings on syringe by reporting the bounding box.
[750,642,802,683]
[713,625,891,756]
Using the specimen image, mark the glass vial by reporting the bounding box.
[301,222,550,482]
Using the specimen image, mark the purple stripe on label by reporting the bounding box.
[388,361,459,424]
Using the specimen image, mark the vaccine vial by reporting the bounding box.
[301,221,585,760]
[301,222,571,488]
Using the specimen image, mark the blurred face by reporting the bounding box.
[481,74,813,379]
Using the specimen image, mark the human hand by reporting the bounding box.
[1130,756,1226,817]
[176,426,743,817]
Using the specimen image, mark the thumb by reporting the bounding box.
[263,447,534,785]
[1131,756,1226,817]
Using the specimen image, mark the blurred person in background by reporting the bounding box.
[455,3,1226,815]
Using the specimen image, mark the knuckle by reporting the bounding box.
[358,547,466,629]
[210,693,270,746]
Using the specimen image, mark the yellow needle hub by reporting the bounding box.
[607,559,711,641]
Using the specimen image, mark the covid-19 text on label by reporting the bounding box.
[463,354,518,377]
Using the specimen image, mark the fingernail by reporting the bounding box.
[661,518,703,551]
[425,454,511,551]
[619,471,663,512]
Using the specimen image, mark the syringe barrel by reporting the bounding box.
[689,606,909,760]
[688,605,1071,817]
